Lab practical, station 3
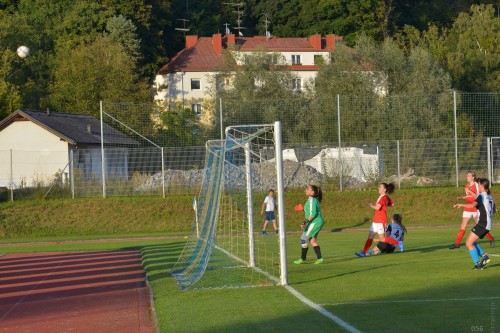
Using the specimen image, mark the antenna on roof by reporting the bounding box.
[224,23,231,36]
[263,15,272,39]
[223,2,246,37]
[175,19,190,36]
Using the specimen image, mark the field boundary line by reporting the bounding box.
[322,296,500,306]
[285,285,362,333]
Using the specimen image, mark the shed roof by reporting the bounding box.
[0,110,139,146]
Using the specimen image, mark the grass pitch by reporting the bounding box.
[145,227,499,333]
[0,227,498,332]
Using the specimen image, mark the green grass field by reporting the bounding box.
[1,227,498,333]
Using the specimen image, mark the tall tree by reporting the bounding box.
[49,36,151,117]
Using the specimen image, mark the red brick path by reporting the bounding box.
[0,251,155,333]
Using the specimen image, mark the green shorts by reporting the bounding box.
[304,220,324,239]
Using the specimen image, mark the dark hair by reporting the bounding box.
[309,185,323,202]
[381,182,395,194]
[268,189,275,193]
[478,178,491,195]
[392,213,407,233]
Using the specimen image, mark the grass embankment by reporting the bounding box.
[0,186,498,241]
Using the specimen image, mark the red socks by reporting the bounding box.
[363,239,373,253]
[454,229,465,245]
[486,233,493,241]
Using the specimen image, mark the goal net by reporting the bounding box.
[171,122,287,290]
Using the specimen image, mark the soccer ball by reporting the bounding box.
[16,46,30,58]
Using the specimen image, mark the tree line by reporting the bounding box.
[0,1,498,147]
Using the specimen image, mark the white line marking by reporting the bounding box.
[321,296,500,307]
[285,285,362,333]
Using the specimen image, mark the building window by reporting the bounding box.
[292,78,302,91]
[191,79,201,90]
[291,54,301,65]
[192,104,202,116]
[314,55,324,65]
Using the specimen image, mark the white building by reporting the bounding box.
[154,33,345,115]
[0,110,138,188]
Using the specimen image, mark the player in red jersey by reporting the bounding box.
[450,171,495,249]
[355,182,395,257]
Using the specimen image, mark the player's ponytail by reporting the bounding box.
[382,182,395,194]
[309,185,323,202]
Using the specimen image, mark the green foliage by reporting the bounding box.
[161,104,203,146]
[49,36,150,117]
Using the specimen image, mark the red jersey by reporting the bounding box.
[464,182,479,212]
[373,194,393,223]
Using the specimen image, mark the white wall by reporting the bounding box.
[0,121,69,187]
[281,147,379,182]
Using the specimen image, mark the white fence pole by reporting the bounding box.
[100,101,106,198]
[397,140,401,189]
[9,149,13,202]
[453,90,459,187]
[337,95,343,191]
[161,147,166,198]
[70,149,75,199]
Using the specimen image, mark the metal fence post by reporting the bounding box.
[9,149,13,202]
[220,97,224,140]
[70,149,75,198]
[337,95,342,191]
[161,147,165,198]
[100,100,106,198]
[453,90,459,187]
[397,140,401,189]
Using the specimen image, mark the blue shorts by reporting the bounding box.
[265,211,275,221]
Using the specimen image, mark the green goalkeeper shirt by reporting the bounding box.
[304,197,324,225]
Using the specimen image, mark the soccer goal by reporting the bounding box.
[171,121,287,290]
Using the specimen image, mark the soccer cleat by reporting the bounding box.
[275,229,279,235]
[449,243,460,249]
[367,250,374,255]
[313,258,324,264]
[355,251,366,257]
[262,231,268,236]
[294,258,305,264]
[481,254,490,266]
[472,262,485,270]
[490,239,496,248]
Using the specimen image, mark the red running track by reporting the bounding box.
[0,251,155,333]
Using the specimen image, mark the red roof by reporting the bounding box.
[158,34,342,74]
[159,37,225,73]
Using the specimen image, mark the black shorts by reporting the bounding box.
[377,242,396,253]
[472,224,489,239]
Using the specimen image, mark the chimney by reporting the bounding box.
[309,34,321,50]
[186,35,198,49]
[212,33,222,55]
[227,34,235,45]
[326,34,343,52]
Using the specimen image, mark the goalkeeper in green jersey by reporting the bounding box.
[294,184,325,264]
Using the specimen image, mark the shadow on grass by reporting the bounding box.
[140,242,185,283]
[329,217,371,232]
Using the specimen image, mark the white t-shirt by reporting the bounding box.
[264,196,275,212]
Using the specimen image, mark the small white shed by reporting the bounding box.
[0,110,138,188]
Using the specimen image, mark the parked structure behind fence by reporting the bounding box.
[1,92,499,200]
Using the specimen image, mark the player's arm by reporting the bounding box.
[261,200,266,215]
[454,201,478,209]
[369,202,382,210]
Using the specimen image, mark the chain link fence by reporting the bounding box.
[1,92,499,200]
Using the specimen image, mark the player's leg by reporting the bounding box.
[466,226,487,269]
[294,233,310,264]
[450,214,472,249]
[262,220,269,235]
